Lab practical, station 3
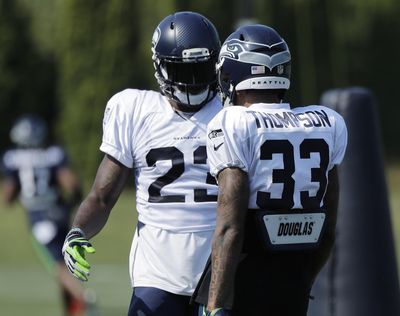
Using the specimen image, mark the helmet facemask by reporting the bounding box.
[151,12,221,111]
[153,49,218,110]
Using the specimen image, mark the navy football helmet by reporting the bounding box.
[10,114,47,147]
[151,11,221,110]
[217,24,291,104]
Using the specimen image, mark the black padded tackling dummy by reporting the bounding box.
[308,87,400,316]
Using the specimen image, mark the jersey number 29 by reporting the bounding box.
[146,146,217,203]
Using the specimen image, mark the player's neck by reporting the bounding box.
[236,90,281,107]
[169,100,199,113]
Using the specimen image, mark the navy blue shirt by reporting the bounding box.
[1,146,69,223]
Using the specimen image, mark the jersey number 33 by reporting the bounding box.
[257,138,329,211]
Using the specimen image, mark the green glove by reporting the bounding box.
[62,228,95,281]
[200,305,231,316]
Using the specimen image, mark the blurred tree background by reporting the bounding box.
[1,0,399,184]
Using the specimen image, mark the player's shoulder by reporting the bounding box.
[2,147,16,158]
[209,105,251,133]
[107,88,164,110]
[215,105,248,120]
[295,104,346,127]
[1,148,18,170]
[112,88,161,100]
[1,148,35,170]
[294,104,339,116]
[203,95,223,116]
[46,145,67,164]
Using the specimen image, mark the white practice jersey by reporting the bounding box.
[206,103,348,210]
[100,89,221,232]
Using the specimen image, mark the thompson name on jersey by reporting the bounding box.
[206,103,347,211]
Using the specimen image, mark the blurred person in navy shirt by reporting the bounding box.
[1,114,97,316]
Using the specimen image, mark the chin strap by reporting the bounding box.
[172,86,216,110]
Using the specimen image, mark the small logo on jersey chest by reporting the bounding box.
[208,129,224,140]
[213,143,224,151]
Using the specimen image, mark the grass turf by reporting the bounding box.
[0,164,399,315]
[0,189,135,315]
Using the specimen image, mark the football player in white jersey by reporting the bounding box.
[193,25,348,316]
[62,11,222,316]
[0,115,96,316]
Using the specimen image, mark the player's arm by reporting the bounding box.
[312,166,339,273]
[324,166,339,239]
[63,154,130,281]
[207,167,249,311]
[2,177,19,204]
[56,166,83,208]
[71,154,129,238]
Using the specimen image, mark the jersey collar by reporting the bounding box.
[249,102,291,110]
[183,96,221,123]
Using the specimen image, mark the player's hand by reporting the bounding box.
[62,228,95,281]
[199,305,231,316]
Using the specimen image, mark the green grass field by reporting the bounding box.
[0,190,136,315]
[0,164,399,315]
[387,163,400,272]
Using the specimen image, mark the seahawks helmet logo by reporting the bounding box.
[220,41,245,59]
[219,39,290,70]
[152,27,161,48]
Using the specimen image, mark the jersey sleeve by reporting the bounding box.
[0,151,18,180]
[100,91,134,168]
[206,108,252,178]
[48,146,68,169]
[331,111,348,165]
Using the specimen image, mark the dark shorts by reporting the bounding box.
[193,252,316,316]
[128,287,195,316]
[28,207,70,264]
[193,213,334,316]
[31,222,68,264]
